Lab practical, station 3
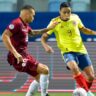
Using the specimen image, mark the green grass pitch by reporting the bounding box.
[0,92,96,96]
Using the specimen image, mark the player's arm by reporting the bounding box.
[80,27,96,35]
[41,33,54,53]
[2,30,23,63]
[29,22,59,36]
[29,28,51,36]
[41,20,57,53]
[77,15,96,35]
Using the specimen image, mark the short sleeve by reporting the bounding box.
[7,21,20,35]
[77,16,84,28]
[47,20,55,35]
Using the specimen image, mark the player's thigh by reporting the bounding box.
[78,54,92,70]
[78,54,95,80]
[63,52,79,70]
[83,65,95,81]
[37,63,49,75]
[67,61,79,71]
[22,54,39,77]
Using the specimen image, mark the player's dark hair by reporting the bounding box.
[21,5,35,11]
[60,2,70,10]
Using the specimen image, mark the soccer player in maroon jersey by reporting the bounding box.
[2,5,58,96]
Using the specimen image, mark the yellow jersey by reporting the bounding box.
[47,14,87,54]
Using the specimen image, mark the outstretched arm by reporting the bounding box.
[80,26,96,35]
[29,28,53,36]
[29,22,60,36]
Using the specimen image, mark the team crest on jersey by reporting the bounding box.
[9,24,14,29]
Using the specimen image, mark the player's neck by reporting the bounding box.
[59,16,69,22]
[20,16,27,24]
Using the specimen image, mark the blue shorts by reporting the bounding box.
[63,52,92,70]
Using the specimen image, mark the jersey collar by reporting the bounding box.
[19,17,28,26]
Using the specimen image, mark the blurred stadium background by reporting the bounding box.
[0,0,96,96]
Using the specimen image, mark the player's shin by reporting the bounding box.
[86,80,93,89]
[26,80,39,96]
[74,73,89,92]
[40,74,49,96]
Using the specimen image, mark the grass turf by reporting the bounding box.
[0,92,96,96]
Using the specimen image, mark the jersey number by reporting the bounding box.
[67,30,72,36]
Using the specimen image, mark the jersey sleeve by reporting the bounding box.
[47,20,55,35]
[77,16,84,28]
[7,21,20,35]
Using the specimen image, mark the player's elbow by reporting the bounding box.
[2,30,12,42]
[41,33,48,40]
[41,33,48,43]
[1,32,6,42]
[2,33,8,43]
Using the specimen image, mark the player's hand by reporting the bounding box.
[14,53,23,64]
[47,22,60,30]
[44,45,54,53]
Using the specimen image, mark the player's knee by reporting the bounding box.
[37,63,49,74]
[67,62,80,75]
[68,62,79,72]
[72,67,80,74]
[43,66,49,74]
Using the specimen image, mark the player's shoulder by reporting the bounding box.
[71,14,80,19]
[11,18,21,25]
[8,18,21,29]
[51,16,60,22]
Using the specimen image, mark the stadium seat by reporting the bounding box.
[71,0,91,11]
[0,0,17,12]
[48,0,68,12]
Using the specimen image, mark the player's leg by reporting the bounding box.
[26,72,49,96]
[7,53,39,96]
[35,74,49,96]
[78,54,95,96]
[63,52,89,91]
[83,65,95,96]
[78,54,95,89]
[8,53,49,96]
[37,63,49,96]
[25,74,40,96]
[83,65,95,89]
[25,58,49,96]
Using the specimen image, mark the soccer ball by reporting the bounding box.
[73,88,87,96]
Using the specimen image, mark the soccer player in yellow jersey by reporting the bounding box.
[41,2,95,96]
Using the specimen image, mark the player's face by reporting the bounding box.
[26,9,35,23]
[59,7,71,21]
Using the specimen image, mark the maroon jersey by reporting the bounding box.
[6,17,39,77]
[7,17,31,52]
